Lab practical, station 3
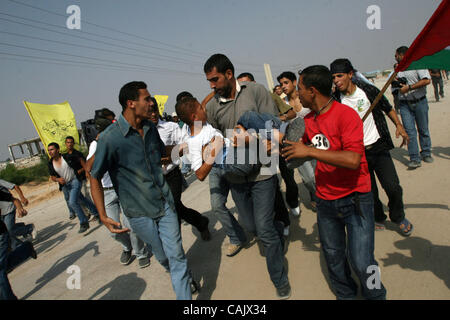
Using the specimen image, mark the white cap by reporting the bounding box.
[171,112,177,117]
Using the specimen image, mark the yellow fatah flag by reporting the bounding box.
[23,100,80,155]
[154,95,168,115]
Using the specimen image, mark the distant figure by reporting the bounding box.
[0,179,36,248]
[47,142,99,233]
[0,189,37,300]
[394,46,433,169]
[429,69,444,102]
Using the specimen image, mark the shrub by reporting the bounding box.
[0,156,49,185]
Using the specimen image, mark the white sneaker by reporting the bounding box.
[30,223,38,240]
[283,226,290,237]
[289,206,301,217]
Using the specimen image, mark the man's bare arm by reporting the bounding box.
[282,140,362,170]
[90,176,129,234]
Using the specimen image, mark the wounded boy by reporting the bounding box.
[174,97,305,181]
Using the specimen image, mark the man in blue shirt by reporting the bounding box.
[90,81,191,300]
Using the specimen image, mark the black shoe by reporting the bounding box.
[69,214,76,220]
[138,256,151,269]
[78,223,90,233]
[30,244,37,259]
[120,250,132,265]
[190,279,199,294]
[276,282,291,300]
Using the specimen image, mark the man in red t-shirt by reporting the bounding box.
[282,65,386,300]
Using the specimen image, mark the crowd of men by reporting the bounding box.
[1,45,443,300]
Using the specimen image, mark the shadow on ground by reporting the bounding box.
[21,241,100,300]
[34,221,77,255]
[380,236,450,289]
[185,209,226,300]
[88,272,147,300]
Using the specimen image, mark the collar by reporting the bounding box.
[117,113,151,137]
[219,80,243,103]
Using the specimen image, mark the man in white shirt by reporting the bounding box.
[148,100,210,241]
[331,58,413,236]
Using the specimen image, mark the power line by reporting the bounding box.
[0,13,203,64]
[0,42,202,76]
[0,30,201,66]
[7,0,206,58]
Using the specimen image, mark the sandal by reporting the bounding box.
[398,218,413,236]
[375,221,386,231]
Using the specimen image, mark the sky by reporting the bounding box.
[0,0,441,161]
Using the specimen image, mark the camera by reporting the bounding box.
[391,77,408,89]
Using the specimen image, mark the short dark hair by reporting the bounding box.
[277,71,296,83]
[175,97,198,126]
[204,53,234,76]
[330,58,356,74]
[237,72,254,81]
[65,136,74,142]
[99,108,115,119]
[149,97,159,113]
[299,65,333,97]
[396,46,409,55]
[176,91,194,102]
[119,81,147,111]
[48,142,60,149]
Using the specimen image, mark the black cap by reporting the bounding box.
[330,58,355,74]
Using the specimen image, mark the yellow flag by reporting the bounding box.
[23,101,80,155]
[154,95,169,115]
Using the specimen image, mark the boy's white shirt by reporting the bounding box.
[183,122,230,171]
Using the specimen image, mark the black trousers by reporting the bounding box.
[365,146,405,224]
[164,167,208,232]
[278,155,299,209]
[274,177,290,227]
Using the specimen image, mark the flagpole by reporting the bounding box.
[362,71,398,122]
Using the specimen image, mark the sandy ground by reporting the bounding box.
[7,78,450,300]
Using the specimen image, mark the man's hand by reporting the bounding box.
[58,177,66,185]
[399,83,410,95]
[395,124,410,148]
[20,197,29,206]
[101,216,130,234]
[13,199,28,217]
[281,140,310,161]
[203,136,224,164]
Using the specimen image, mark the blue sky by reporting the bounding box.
[0,0,441,160]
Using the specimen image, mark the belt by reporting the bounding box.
[399,96,426,104]
[365,143,376,151]
[103,186,115,191]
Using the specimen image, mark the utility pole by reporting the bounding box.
[263,63,274,91]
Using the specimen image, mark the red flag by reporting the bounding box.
[396,0,450,72]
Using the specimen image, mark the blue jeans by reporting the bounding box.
[297,159,317,199]
[1,210,33,250]
[62,179,98,225]
[0,226,35,300]
[230,175,289,289]
[316,192,386,300]
[209,166,247,245]
[126,202,191,300]
[399,98,432,162]
[104,189,147,259]
[237,111,287,140]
